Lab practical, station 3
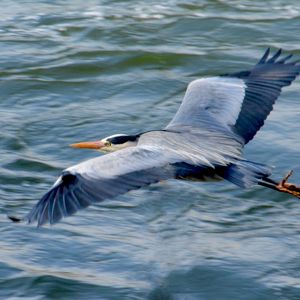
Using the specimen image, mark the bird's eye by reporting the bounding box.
[104,141,111,147]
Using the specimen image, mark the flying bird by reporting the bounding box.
[10,48,300,226]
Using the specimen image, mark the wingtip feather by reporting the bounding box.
[277,53,293,64]
[268,48,282,63]
[258,48,270,64]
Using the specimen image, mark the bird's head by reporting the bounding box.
[70,133,139,153]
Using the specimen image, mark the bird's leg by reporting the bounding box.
[275,170,300,198]
[259,170,300,198]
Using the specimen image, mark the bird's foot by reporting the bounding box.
[276,170,300,198]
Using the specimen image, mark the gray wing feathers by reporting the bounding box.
[166,77,246,129]
[139,130,242,167]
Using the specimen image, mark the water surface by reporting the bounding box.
[1,1,300,299]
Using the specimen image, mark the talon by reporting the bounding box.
[276,170,300,198]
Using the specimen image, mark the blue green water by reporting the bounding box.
[1,0,300,299]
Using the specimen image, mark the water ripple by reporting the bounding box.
[1,0,300,299]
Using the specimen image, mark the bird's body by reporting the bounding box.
[15,48,300,226]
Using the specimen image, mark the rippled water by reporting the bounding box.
[1,0,300,299]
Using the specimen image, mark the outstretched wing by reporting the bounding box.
[167,49,300,144]
[25,146,177,226]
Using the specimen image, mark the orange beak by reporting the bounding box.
[69,140,106,150]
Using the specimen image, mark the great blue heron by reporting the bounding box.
[9,48,300,226]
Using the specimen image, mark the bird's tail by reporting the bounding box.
[222,160,273,189]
